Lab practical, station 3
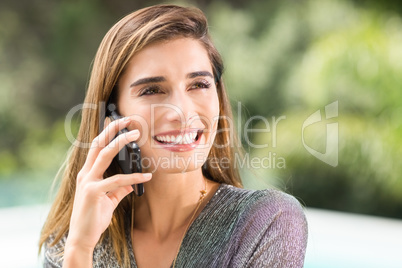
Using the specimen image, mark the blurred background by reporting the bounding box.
[1,0,401,267]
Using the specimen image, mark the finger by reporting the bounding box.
[89,129,140,178]
[82,117,132,173]
[103,117,112,131]
[99,116,135,148]
[106,185,134,208]
[98,173,152,194]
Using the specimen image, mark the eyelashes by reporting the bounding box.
[190,80,212,89]
[139,79,212,96]
[140,86,162,96]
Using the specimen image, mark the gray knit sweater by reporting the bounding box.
[44,184,308,267]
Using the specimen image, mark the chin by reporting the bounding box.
[141,154,206,174]
[161,166,201,174]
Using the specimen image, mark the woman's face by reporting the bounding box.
[117,38,220,174]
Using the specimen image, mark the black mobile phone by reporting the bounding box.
[106,103,144,196]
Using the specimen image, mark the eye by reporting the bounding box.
[140,86,163,96]
[189,79,211,90]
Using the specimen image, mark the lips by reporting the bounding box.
[152,129,203,152]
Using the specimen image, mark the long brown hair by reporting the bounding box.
[39,4,243,265]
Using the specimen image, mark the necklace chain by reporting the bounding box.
[131,178,208,268]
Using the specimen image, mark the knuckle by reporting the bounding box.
[107,121,119,133]
[98,147,113,159]
[91,136,100,148]
[107,139,118,150]
[119,132,129,142]
[77,172,83,182]
[110,143,121,154]
[81,183,95,196]
[76,170,86,184]
[110,175,122,185]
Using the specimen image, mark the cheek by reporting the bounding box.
[199,93,220,146]
[208,92,220,128]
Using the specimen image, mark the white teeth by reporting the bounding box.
[184,133,191,143]
[155,132,198,145]
[175,136,183,143]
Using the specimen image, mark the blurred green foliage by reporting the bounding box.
[1,0,401,218]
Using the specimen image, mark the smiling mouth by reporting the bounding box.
[153,130,203,145]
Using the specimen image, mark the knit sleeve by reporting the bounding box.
[246,192,308,268]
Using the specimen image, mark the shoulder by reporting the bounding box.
[217,184,306,222]
[217,184,308,266]
[217,184,308,246]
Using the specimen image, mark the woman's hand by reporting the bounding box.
[64,117,151,266]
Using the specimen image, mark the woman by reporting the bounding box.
[40,4,308,268]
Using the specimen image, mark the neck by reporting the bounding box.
[133,169,209,241]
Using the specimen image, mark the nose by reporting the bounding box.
[165,91,199,127]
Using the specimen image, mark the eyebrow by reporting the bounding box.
[129,71,214,88]
[186,71,214,79]
[130,76,166,87]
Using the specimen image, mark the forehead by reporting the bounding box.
[122,38,213,80]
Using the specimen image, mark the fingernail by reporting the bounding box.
[123,116,131,121]
[143,173,152,179]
